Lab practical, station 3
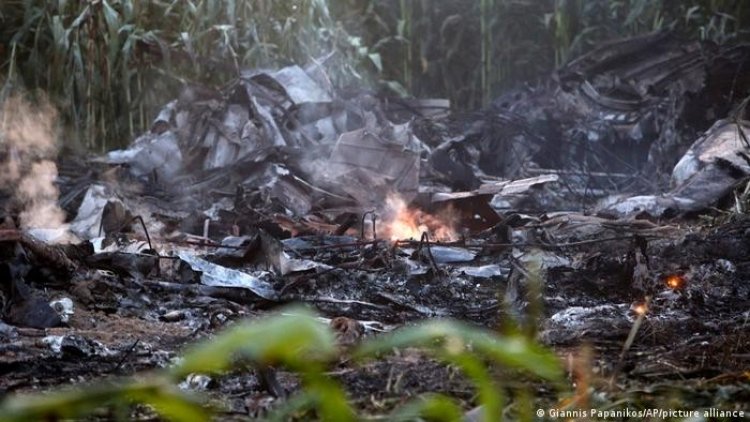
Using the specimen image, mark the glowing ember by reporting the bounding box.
[632,302,648,316]
[379,194,458,241]
[664,274,684,290]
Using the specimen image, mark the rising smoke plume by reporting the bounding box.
[0,93,67,234]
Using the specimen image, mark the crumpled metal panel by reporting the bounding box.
[672,120,750,185]
[328,128,420,202]
[107,131,183,181]
[178,250,277,300]
[268,65,332,104]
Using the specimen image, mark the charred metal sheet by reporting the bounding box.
[178,251,278,301]
[602,120,750,217]
[328,128,420,202]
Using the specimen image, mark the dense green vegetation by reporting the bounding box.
[2,0,749,150]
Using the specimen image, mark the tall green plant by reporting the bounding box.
[479,0,492,105]
[0,0,382,151]
[5,0,750,150]
[357,0,750,110]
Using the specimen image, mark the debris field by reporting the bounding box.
[1,32,749,416]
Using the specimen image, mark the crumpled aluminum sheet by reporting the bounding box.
[601,120,750,217]
[178,251,278,300]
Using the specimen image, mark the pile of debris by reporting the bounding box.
[1,31,750,414]
[62,33,750,244]
[462,31,750,217]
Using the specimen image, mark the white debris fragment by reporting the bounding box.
[50,297,74,323]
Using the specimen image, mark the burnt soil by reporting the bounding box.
[1,213,749,419]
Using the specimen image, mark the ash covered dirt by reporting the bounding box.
[1,211,749,417]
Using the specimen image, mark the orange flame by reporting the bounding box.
[379,194,459,241]
[632,302,648,316]
[664,274,684,290]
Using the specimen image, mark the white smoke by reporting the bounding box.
[0,93,68,239]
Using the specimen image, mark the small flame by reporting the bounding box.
[664,274,684,290]
[379,194,458,241]
[632,302,648,316]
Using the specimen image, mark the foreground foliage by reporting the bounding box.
[0,307,562,421]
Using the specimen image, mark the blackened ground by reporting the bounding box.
[1,216,749,419]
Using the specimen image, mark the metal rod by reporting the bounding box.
[131,216,153,252]
[418,232,440,273]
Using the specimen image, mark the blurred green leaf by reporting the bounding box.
[0,380,208,422]
[264,391,317,421]
[302,375,356,422]
[171,306,337,379]
[354,320,563,381]
[389,394,464,422]
[445,354,502,422]
[126,383,210,422]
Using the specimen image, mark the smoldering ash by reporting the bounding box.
[0,95,66,231]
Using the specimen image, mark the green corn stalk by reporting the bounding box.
[399,0,413,92]
[1,0,377,151]
[5,0,750,152]
[480,0,493,106]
